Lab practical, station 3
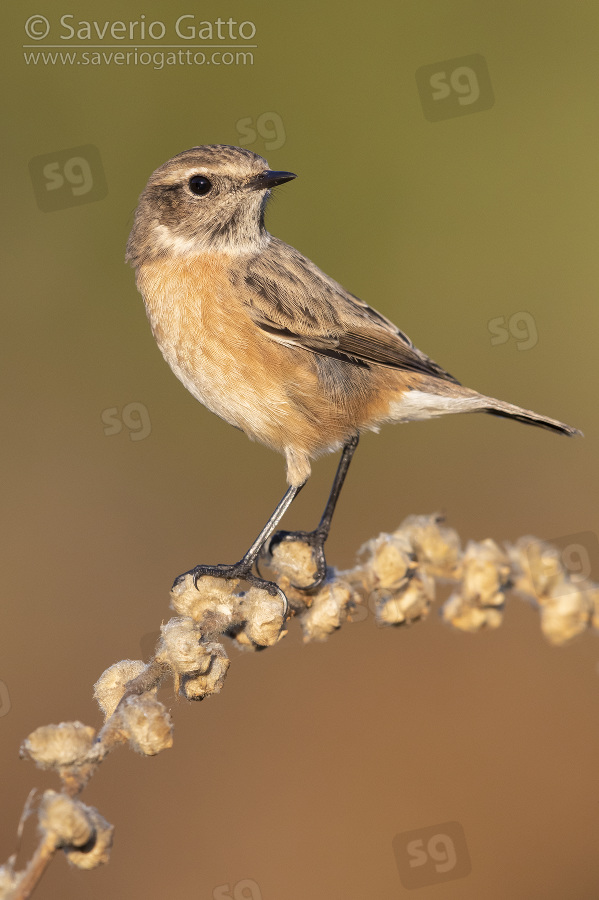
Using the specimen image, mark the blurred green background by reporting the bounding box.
[2,1,598,897]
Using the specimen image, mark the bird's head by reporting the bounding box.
[126,144,296,266]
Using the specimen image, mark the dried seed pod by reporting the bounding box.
[300,581,352,642]
[181,643,230,699]
[21,722,96,771]
[94,660,149,717]
[113,695,173,756]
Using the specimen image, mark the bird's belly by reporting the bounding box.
[155,328,289,439]
[143,303,294,449]
[137,256,292,442]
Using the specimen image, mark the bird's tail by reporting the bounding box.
[390,383,582,436]
[456,386,581,436]
[482,398,581,436]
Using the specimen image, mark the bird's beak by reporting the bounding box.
[249,170,297,191]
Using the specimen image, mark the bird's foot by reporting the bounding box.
[266,528,328,592]
[172,561,288,615]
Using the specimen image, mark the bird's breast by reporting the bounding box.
[134,254,302,444]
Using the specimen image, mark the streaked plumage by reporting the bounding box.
[127,145,579,490]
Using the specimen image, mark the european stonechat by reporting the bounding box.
[126,145,580,604]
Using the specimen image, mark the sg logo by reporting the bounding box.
[488,311,538,350]
[236,112,286,151]
[29,144,108,211]
[526,532,599,598]
[393,821,471,889]
[416,54,494,121]
[213,879,262,899]
[0,680,11,718]
[102,402,152,442]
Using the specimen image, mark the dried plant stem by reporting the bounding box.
[13,833,57,900]
[1,513,597,900]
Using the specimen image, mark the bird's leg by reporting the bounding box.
[172,482,306,612]
[267,434,360,592]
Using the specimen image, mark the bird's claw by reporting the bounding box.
[172,562,244,590]
[172,562,288,616]
[266,528,328,592]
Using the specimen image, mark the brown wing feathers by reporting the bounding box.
[243,239,460,384]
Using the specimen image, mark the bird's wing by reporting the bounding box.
[242,239,460,384]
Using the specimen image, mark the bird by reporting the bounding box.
[126,144,581,605]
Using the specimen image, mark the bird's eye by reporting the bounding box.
[188,175,212,196]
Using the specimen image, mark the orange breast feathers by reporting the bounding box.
[134,254,333,455]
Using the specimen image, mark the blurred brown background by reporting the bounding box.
[2,1,598,897]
